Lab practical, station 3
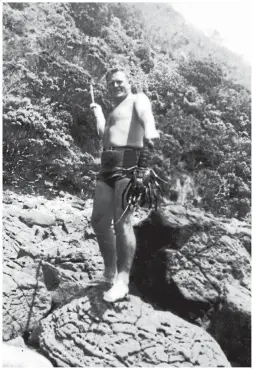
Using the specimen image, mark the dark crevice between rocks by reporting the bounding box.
[22,330,31,345]
[45,300,59,319]
[132,211,227,319]
[42,262,61,291]
[132,220,215,327]
[25,301,60,367]
[131,269,212,327]
[134,211,203,256]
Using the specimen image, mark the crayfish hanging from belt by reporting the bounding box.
[114,166,167,224]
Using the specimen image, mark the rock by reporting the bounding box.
[17,238,104,281]
[209,282,251,366]
[3,195,13,204]
[71,199,86,210]
[45,180,54,188]
[19,210,56,227]
[84,226,96,240]
[2,192,104,341]
[3,262,52,341]
[41,260,93,304]
[72,202,85,210]
[223,219,251,255]
[3,191,247,366]
[22,198,43,209]
[133,205,251,365]
[239,234,251,254]
[2,342,53,367]
[38,286,230,367]
[41,261,62,291]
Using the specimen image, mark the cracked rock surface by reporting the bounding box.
[38,285,230,367]
[3,190,250,367]
[2,190,147,342]
[3,260,52,340]
[2,191,104,341]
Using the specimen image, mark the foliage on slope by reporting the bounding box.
[3,2,251,219]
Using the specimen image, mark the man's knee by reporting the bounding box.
[114,218,132,235]
[91,211,111,234]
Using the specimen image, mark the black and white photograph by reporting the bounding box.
[2,1,251,367]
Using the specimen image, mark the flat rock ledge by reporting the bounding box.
[19,210,56,227]
[38,286,230,367]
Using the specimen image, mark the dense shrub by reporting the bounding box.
[2,2,251,219]
[179,58,223,94]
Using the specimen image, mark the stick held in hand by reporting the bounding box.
[90,84,95,104]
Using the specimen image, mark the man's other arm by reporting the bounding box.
[135,93,159,148]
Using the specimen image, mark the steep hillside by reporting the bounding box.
[3,2,251,219]
[137,3,251,89]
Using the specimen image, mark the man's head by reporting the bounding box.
[106,67,131,101]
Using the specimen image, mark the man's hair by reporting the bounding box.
[106,67,130,82]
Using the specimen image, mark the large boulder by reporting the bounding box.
[38,285,230,367]
[133,205,251,365]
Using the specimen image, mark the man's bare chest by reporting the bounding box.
[108,99,136,127]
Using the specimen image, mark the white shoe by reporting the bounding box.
[103,280,129,302]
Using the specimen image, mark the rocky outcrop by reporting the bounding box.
[2,190,149,343]
[3,190,251,366]
[38,285,230,367]
[3,260,52,341]
[209,282,251,366]
[2,191,103,341]
[133,204,251,365]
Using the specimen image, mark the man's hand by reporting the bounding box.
[144,137,159,150]
[90,103,106,135]
[90,103,103,118]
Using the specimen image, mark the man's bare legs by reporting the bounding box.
[103,178,136,302]
[91,181,117,282]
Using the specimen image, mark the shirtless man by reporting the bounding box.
[90,67,159,302]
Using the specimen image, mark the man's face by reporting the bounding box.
[107,71,131,100]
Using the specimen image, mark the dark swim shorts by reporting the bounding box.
[98,148,141,189]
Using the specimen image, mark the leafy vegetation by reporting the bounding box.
[3,3,251,219]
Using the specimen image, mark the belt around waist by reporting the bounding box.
[103,146,142,152]
[101,148,141,170]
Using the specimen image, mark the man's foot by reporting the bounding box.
[103,280,129,302]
